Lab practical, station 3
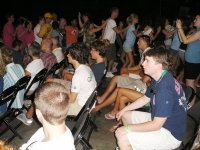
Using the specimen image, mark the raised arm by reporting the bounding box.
[90,18,110,33]
[176,19,200,44]
[78,12,84,29]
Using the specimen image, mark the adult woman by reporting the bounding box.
[176,14,200,106]
[121,13,140,68]
[25,21,35,48]
[1,46,25,112]
[153,16,176,47]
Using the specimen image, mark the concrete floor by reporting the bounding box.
[0,77,199,150]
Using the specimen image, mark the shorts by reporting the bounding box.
[67,100,83,115]
[185,61,200,80]
[53,78,71,90]
[129,73,142,79]
[117,76,146,93]
[106,43,116,61]
[123,46,132,53]
[127,111,181,150]
[170,48,179,57]
[178,49,185,63]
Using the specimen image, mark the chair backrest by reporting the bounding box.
[24,68,48,96]
[72,111,91,142]
[15,76,31,91]
[58,59,65,69]
[40,63,59,84]
[187,101,200,125]
[0,85,17,110]
[183,86,195,106]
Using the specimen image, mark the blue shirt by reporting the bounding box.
[0,76,7,114]
[185,27,200,63]
[51,30,63,47]
[90,62,106,83]
[4,63,24,109]
[170,31,181,51]
[123,25,136,48]
[146,72,187,141]
[12,50,23,66]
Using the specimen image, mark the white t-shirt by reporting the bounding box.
[19,126,75,150]
[34,24,42,44]
[102,19,117,43]
[52,47,64,63]
[164,25,175,46]
[25,59,44,91]
[143,28,152,36]
[71,65,96,106]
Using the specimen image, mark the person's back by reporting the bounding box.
[19,82,75,150]
[2,46,25,110]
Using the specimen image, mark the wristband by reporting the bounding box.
[127,67,130,70]
[126,125,130,132]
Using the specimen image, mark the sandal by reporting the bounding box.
[109,124,123,132]
[105,112,115,119]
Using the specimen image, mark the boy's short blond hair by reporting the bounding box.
[34,82,70,125]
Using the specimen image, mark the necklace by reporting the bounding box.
[150,70,168,94]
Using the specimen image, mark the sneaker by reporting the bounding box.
[16,113,33,126]
[106,72,114,78]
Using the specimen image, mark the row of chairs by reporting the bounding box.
[0,59,65,142]
[66,81,103,150]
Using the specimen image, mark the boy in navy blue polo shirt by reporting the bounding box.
[115,47,187,150]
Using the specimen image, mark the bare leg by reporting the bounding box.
[116,134,132,150]
[186,79,196,106]
[123,54,129,68]
[26,105,34,119]
[195,74,200,87]
[97,75,118,103]
[107,59,114,72]
[120,51,126,65]
[127,51,134,68]
[110,89,143,116]
[63,73,73,81]
[92,88,119,113]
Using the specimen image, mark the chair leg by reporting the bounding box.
[80,137,93,150]
[89,120,98,132]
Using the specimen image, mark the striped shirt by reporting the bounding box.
[41,51,57,71]
[3,63,25,109]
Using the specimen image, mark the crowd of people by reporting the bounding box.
[0,6,200,150]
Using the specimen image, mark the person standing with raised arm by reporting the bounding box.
[176,14,200,106]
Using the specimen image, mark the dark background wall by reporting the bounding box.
[0,0,199,28]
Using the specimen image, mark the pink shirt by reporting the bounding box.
[17,25,27,48]
[3,22,15,46]
[26,31,35,48]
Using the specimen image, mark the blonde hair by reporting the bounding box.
[1,46,13,66]
[0,49,7,76]
[0,141,15,150]
[127,13,138,24]
[34,82,70,125]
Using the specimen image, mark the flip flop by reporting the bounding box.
[105,112,115,119]
[109,124,123,132]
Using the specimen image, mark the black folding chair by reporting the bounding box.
[181,101,200,150]
[69,111,93,150]
[15,76,31,92]
[0,85,23,143]
[24,68,48,101]
[40,63,59,84]
[183,86,195,108]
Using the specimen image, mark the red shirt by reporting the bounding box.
[65,26,78,44]
[3,22,14,46]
